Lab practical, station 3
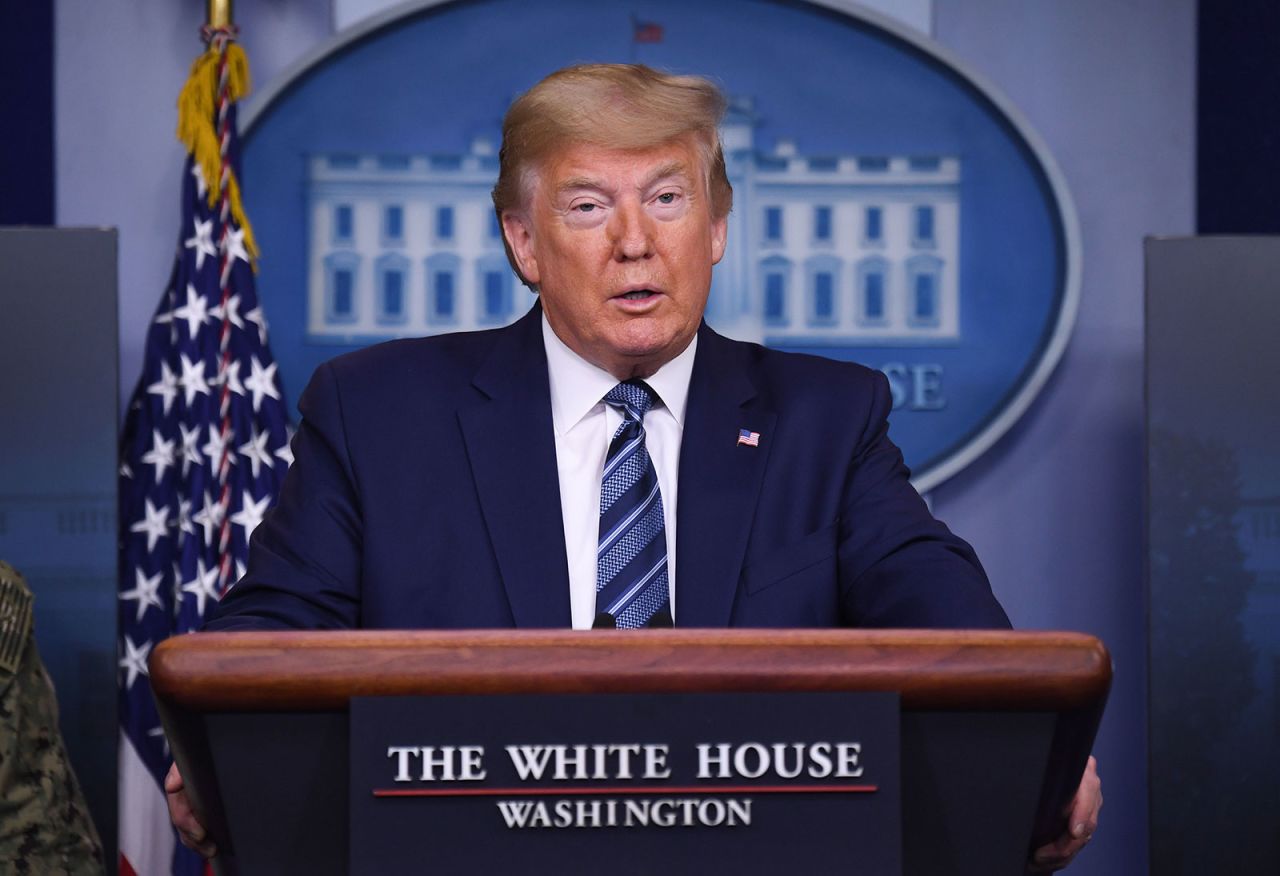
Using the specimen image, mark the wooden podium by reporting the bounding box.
[151,629,1110,875]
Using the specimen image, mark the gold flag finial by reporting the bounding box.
[207,0,233,29]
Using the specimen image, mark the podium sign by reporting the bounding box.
[149,630,1111,875]
[350,692,901,875]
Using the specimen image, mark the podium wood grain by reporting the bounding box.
[151,629,1110,710]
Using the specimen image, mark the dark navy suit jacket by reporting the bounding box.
[207,304,1009,631]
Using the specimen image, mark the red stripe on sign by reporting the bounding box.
[374,783,878,798]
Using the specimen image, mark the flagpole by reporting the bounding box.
[201,0,251,592]
[207,0,233,30]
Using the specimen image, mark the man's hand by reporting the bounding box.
[1028,756,1102,872]
[164,762,217,858]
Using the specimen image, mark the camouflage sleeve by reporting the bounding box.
[0,561,105,876]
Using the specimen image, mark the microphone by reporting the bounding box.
[592,612,616,629]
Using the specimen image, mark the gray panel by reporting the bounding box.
[1146,236,1280,874]
[0,227,119,862]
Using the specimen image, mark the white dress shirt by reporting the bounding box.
[542,315,696,629]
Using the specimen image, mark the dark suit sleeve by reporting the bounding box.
[205,361,363,630]
[837,371,1011,629]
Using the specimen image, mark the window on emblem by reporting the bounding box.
[765,274,785,323]
[436,205,455,240]
[812,272,835,324]
[764,206,783,243]
[864,272,884,321]
[383,205,404,242]
[913,206,935,245]
[333,204,354,243]
[760,256,791,327]
[381,270,404,321]
[814,206,832,242]
[376,255,409,324]
[806,256,840,326]
[905,254,942,328]
[913,273,937,323]
[482,271,510,322]
[856,257,889,326]
[333,269,354,318]
[433,272,454,320]
[864,207,883,243]
[324,252,360,324]
[427,253,460,325]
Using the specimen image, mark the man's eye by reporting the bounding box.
[656,192,678,205]
[573,203,597,213]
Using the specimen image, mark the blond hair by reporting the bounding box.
[492,64,733,280]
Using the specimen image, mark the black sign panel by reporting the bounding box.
[350,692,900,875]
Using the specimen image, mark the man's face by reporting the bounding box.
[503,138,728,380]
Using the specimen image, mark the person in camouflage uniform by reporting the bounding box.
[0,560,104,875]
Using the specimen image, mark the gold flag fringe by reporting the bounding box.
[176,42,260,261]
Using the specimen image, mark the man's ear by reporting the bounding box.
[502,211,540,286]
[710,213,728,266]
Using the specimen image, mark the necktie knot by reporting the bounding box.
[604,380,656,421]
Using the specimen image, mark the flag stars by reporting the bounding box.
[214,359,245,398]
[193,491,225,546]
[171,561,186,616]
[182,559,222,616]
[173,497,195,547]
[129,498,171,553]
[231,490,271,541]
[146,360,179,416]
[178,353,210,407]
[120,568,164,623]
[184,217,217,271]
[157,286,181,344]
[173,283,212,341]
[243,356,281,412]
[140,429,177,483]
[275,440,294,469]
[238,427,274,479]
[118,635,152,691]
[220,226,250,268]
[178,423,203,476]
[147,724,171,758]
[245,305,269,346]
[211,292,244,331]
[191,161,209,200]
[203,424,232,472]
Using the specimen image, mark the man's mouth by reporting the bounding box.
[619,289,656,300]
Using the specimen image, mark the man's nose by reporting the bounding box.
[610,200,654,260]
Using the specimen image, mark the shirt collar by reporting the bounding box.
[542,312,697,436]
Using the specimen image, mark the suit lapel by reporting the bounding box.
[458,304,572,628]
[675,325,776,627]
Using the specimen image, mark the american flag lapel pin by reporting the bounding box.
[737,428,761,448]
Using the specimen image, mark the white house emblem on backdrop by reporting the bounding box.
[243,0,1078,492]
[305,99,959,347]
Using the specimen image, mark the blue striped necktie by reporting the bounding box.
[596,380,670,628]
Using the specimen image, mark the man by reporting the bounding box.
[1,561,105,875]
[174,64,1100,869]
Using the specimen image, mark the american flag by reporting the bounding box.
[737,429,760,447]
[632,17,664,43]
[117,31,289,876]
